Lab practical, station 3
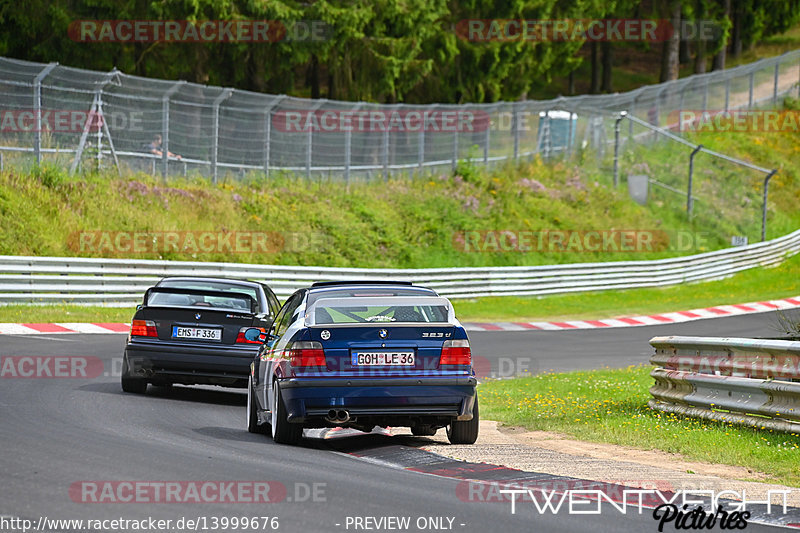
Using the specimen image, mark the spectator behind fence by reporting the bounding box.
[147,134,182,160]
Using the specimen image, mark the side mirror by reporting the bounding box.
[243,328,266,342]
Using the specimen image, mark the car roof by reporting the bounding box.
[307,283,437,295]
[157,277,263,288]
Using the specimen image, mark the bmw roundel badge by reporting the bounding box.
[320,330,331,340]
[195,313,201,320]
[378,329,388,339]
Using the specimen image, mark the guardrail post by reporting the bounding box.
[687,144,702,218]
[211,88,233,184]
[613,111,627,189]
[762,169,777,241]
[161,81,184,180]
[33,62,57,165]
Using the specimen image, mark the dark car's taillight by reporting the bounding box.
[130,319,157,337]
[236,327,266,344]
[440,339,471,365]
[288,341,326,367]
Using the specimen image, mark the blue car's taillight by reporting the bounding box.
[440,339,471,365]
[288,341,326,367]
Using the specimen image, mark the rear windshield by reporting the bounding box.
[309,297,450,325]
[146,290,253,312]
[157,280,259,310]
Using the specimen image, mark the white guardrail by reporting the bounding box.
[649,336,800,434]
[0,228,798,305]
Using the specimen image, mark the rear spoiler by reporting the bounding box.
[142,287,257,314]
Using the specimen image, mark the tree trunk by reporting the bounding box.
[590,41,600,94]
[601,41,613,93]
[730,0,742,58]
[660,1,682,82]
[712,0,731,70]
[308,54,320,99]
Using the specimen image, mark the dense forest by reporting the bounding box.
[1,0,798,103]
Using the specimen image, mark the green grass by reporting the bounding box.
[479,366,800,487]
[0,305,136,323]
[454,252,800,322]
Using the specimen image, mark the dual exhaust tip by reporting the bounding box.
[326,409,350,423]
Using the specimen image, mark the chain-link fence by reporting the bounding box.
[0,51,798,181]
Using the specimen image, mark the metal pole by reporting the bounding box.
[724,78,730,110]
[451,113,459,171]
[262,95,285,179]
[773,59,780,105]
[161,81,185,179]
[306,100,325,180]
[613,111,626,188]
[211,88,233,184]
[513,103,520,161]
[345,104,360,185]
[702,80,708,111]
[687,144,702,218]
[483,110,490,166]
[748,72,754,108]
[33,62,57,165]
[762,169,777,241]
[382,126,389,181]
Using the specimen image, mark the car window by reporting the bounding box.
[158,280,261,312]
[314,304,448,324]
[263,285,280,317]
[274,292,303,337]
[147,291,253,311]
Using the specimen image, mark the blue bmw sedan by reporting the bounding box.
[245,281,478,445]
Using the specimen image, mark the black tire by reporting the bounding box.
[247,375,269,434]
[447,396,479,445]
[271,381,302,445]
[120,357,147,394]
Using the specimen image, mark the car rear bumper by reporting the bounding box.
[278,376,477,425]
[125,340,258,387]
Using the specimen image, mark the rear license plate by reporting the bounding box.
[172,326,222,341]
[351,351,415,366]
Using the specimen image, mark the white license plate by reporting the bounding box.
[352,351,415,366]
[172,326,222,341]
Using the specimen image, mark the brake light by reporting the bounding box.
[237,327,266,344]
[130,319,157,337]
[440,339,471,365]
[288,341,326,367]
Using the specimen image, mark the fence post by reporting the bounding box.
[483,109,490,167]
[452,114,459,171]
[33,62,57,165]
[702,79,708,110]
[613,111,627,189]
[748,71,754,108]
[724,77,730,110]
[513,103,520,161]
[306,100,325,180]
[211,88,233,184]
[762,169,777,241]
[773,58,781,105]
[161,81,184,179]
[687,144,702,218]
[382,117,390,181]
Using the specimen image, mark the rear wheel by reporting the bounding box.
[447,396,479,445]
[247,375,268,434]
[271,381,302,445]
[120,357,147,394]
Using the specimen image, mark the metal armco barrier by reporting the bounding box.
[0,228,798,305]
[649,336,800,433]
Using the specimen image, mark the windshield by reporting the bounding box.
[146,289,254,312]
[157,280,260,310]
[306,296,453,325]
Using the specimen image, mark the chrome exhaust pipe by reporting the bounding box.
[336,409,350,423]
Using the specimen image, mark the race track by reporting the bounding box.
[0,311,786,532]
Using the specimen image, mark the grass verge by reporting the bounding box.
[479,366,800,487]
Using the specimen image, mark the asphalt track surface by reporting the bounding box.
[0,312,787,533]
